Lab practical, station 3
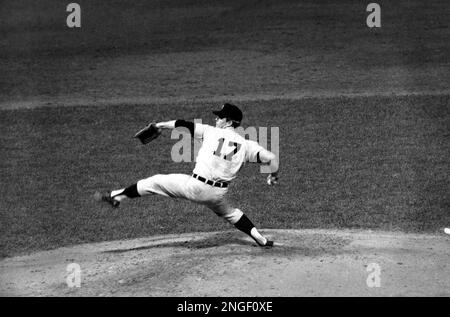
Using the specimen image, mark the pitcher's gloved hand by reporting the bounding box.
[134,122,162,144]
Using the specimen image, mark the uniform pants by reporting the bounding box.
[136,174,243,224]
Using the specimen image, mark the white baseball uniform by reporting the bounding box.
[136,123,264,222]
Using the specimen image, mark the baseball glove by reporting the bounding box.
[134,122,162,144]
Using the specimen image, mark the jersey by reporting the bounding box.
[193,124,265,182]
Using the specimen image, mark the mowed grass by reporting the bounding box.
[1,0,449,104]
[1,94,449,258]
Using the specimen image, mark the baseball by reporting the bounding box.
[445,228,450,235]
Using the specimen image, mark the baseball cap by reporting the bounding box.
[212,103,243,124]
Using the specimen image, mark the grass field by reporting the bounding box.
[1,95,449,258]
[1,0,449,107]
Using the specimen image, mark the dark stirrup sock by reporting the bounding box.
[234,214,255,236]
[120,183,141,198]
[234,214,267,246]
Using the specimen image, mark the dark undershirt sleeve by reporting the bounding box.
[256,151,263,163]
[175,119,195,136]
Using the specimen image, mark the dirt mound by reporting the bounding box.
[1,229,449,296]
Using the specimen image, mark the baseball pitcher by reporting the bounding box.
[96,103,279,247]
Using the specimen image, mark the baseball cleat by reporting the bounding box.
[94,191,120,208]
[264,240,274,247]
[256,240,274,248]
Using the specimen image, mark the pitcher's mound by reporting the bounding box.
[1,229,449,296]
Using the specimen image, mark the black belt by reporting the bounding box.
[192,174,229,188]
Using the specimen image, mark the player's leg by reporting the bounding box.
[233,212,274,247]
[94,183,141,207]
[206,200,273,247]
[111,183,141,202]
[136,174,193,198]
[96,174,193,207]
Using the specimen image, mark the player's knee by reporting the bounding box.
[222,208,244,225]
[137,174,163,195]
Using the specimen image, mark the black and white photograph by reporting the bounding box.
[0,0,449,300]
